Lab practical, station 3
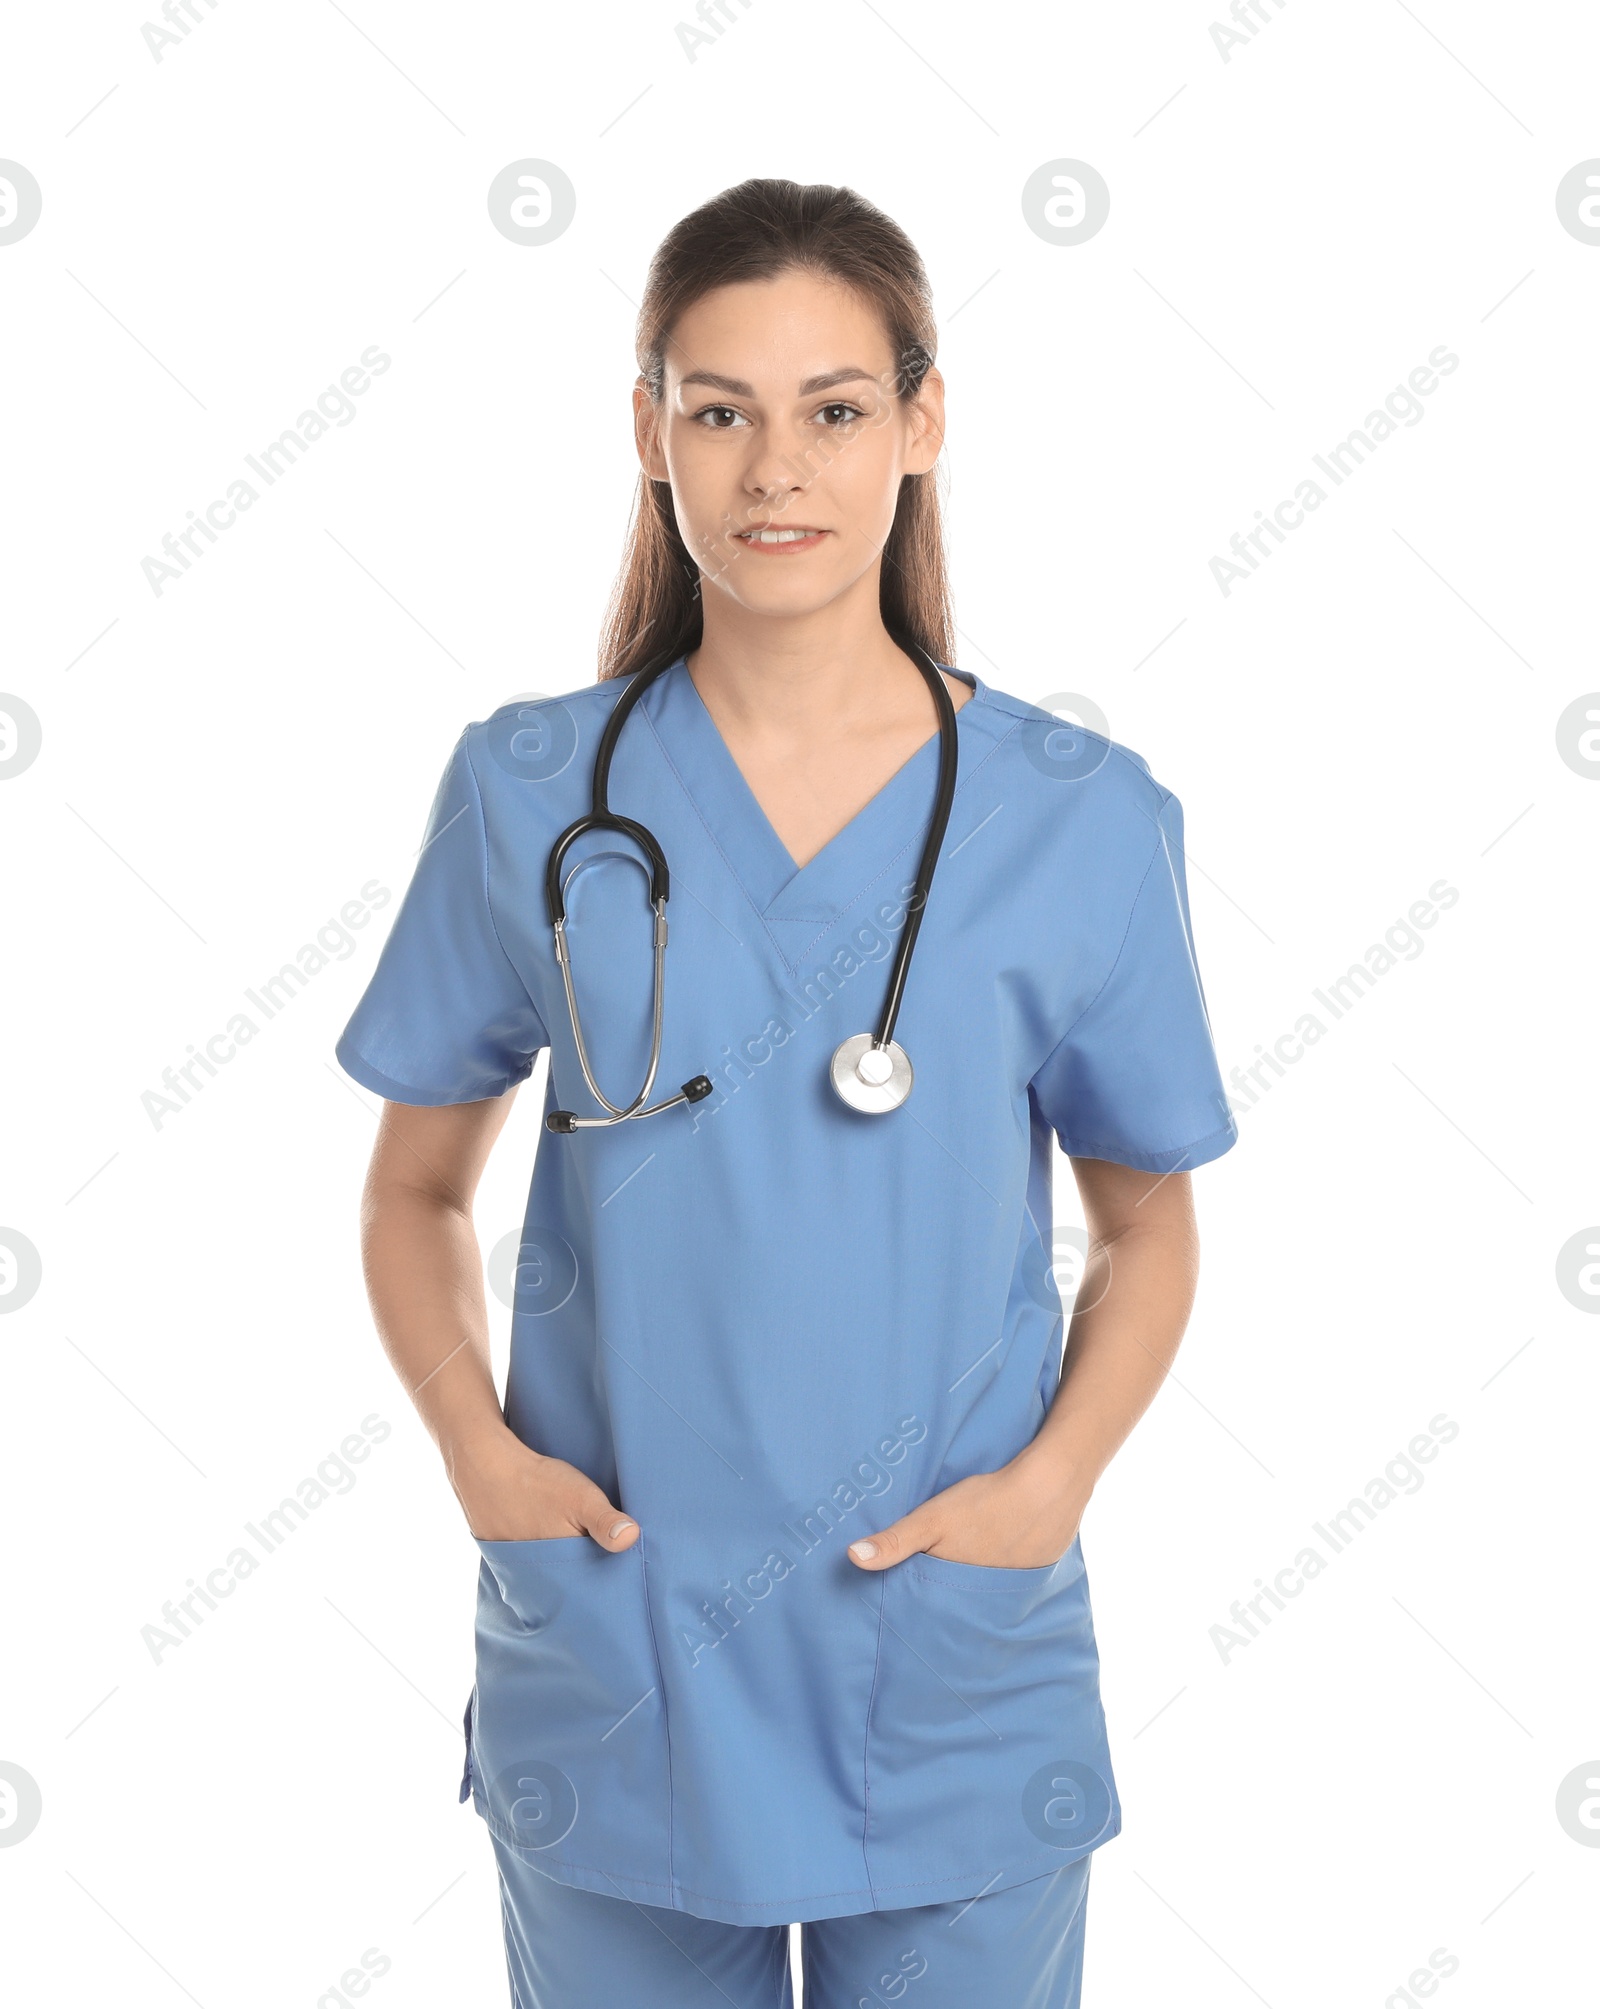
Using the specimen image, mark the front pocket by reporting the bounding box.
[902,1550,1065,1590]
[469,1534,672,1891]
[863,1537,1119,1892]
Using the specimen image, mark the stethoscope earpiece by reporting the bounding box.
[545,636,957,1132]
[547,1073,712,1134]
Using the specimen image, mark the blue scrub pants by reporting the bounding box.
[491,1832,1091,2008]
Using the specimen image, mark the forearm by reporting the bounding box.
[1011,1202,1200,1516]
[850,1184,1203,1573]
[359,1180,518,1494]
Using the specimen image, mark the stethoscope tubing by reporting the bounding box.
[871,639,958,1052]
[551,897,669,1119]
[544,632,958,1131]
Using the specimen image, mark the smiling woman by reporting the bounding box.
[335,177,1237,2009]
[603,184,949,703]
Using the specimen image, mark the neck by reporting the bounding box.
[685,588,927,740]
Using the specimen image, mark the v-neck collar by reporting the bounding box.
[639,654,981,968]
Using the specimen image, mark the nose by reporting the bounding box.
[740,418,820,515]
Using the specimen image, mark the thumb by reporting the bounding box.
[848,1509,939,1572]
[575,1487,640,1553]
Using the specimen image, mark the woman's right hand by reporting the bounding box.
[449,1428,639,1550]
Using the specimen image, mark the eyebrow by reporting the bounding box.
[676,366,877,397]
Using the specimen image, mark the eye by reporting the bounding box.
[692,404,749,429]
[816,402,865,426]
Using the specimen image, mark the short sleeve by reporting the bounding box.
[1030,790,1237,1175]
[334,730,548,1105]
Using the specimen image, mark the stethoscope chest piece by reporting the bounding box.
[830,1033,914,1114]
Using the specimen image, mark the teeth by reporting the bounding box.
[743,528,815,543]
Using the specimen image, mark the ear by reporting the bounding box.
[901,364,946,479]
[634,380,668,482]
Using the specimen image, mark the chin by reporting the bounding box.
[723,583,847,621]
[723,570,864,614]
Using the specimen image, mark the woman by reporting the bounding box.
[336,179,1236,2008]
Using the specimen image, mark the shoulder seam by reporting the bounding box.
[1041,815,1168,1057]
[974,694,1166,803]
[468,681,623,727]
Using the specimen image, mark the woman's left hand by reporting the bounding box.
[846,1457,1088,1572]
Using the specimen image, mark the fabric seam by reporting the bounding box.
[635,1536,678,1904]
[900,1566,1067,1592]
[334,1037,520,1107]
[1055,1116,1238,1165]
[1032,796,1170,1079]
[767,720,1025,971]
[474,1797,1117,1908]
[637,678,1023,978]
[859,1571,888,1902]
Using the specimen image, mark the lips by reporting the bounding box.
[735,526,828,550]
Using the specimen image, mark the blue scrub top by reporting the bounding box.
[335,656,1237,1926]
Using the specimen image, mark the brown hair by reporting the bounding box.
[597,178,953,681]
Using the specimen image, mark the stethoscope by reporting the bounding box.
[544,633,959,1134]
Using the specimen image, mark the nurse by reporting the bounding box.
[337,177,1237,2008]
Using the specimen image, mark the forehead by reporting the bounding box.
[663,270,894,386]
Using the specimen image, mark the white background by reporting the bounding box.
[3,1,1597,2003]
